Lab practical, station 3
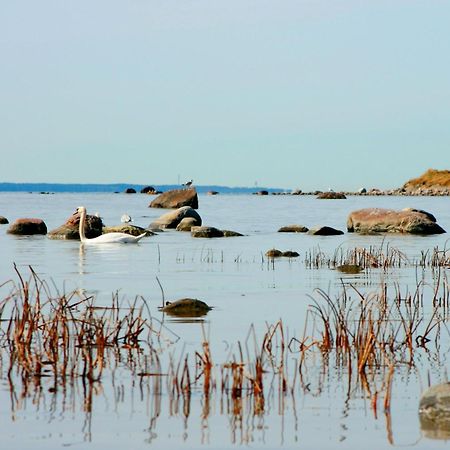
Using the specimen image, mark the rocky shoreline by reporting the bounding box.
[266,187,450,197]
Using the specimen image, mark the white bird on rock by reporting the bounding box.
[182,179,193,188]
[76,206,147,244]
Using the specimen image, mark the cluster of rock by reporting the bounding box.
[266,249,299,258]
[278,224,344,236]
[123,186,161,194]
[277,207,446,236]
[1,184,447,238]
[149,205,243,238]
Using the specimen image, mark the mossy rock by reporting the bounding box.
[103,224,154,236]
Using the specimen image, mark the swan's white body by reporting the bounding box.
[77,206,147,244]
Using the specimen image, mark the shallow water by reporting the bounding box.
[0,192,449,449]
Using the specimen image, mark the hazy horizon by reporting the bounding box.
[1,1,449,191]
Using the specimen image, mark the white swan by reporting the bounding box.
[76,206,147,244]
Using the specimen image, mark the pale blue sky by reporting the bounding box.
[1,0,449,190]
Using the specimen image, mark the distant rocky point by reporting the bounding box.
[401,169,450,195]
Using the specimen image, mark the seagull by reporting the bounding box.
[121,214,132,223]
[182,179,193,188]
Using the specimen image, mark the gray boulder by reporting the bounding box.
[347,208,446,235]
[150,187,198,209]
[7,218,47,235]
[151,206,201,229]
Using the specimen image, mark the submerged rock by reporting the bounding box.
[159,298,212,317]
[336,264,363,274]
[7,218,47,235]
[0,216,9,224]
[347,208,446,235]
[103,224,154,236]
[419,383,450,440]
[278,225,309,233]
[222,230,243,237]
[150,187,198,209]
[191,226,224,238]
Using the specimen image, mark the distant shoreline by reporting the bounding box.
[0,182,284,194]
[0,182,448,196]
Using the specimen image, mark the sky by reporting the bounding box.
[1,0,449,191]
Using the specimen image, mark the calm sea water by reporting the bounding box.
[0,192,449,449]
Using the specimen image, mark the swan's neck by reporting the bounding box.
[79,210,87,242]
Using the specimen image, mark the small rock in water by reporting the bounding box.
[336,264,363,274]
[266,248,283,258]
[0,216,9,224]
[282,251,300,258]
[419,382,450,440]
[278,225,309,233]
[265,249,299,258]
[308,226,344,236]
[159,298,212,317]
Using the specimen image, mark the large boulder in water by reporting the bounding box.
[7,218,47,235]
[150,206,201,229]
[149,187,198,209]
[347,208,446,235]
[48,211,103,239]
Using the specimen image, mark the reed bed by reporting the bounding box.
[305,243,450,270]
[1,266,449,442]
